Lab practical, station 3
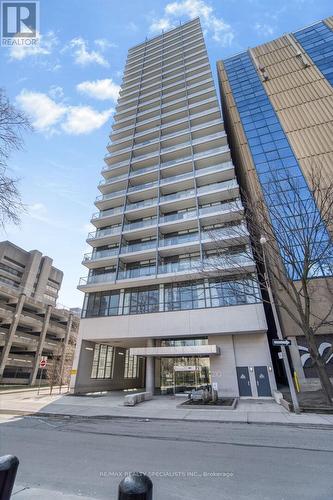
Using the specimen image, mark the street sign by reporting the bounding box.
[272,339,291,347]
[39,356,48,368]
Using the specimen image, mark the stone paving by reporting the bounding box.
[1,387,333,427]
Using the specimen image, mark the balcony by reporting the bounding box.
[127,180,158,193]
[158,258,200,275]
[123,218,157,232]
[201,223,249,247]
[125,197,158,213]
[159,209,197,224]
[120,240,157,254]
[199,199,243,218]
[95,189,126,209]
[83,248,119,262]
[159,232,199,247]
[87,226,122,246]
[118,265,156,281]
[197,179,238,196]
[91,206,123,221]
[79,272,116,287]
[160,170,194,186]
[160,188,195,204]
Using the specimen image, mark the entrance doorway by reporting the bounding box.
[236,366,252,396]
[254,366,271,397]
[160,357,210,394]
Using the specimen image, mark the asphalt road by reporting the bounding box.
[1,414,333,499]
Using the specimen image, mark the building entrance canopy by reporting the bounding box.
[129,345,220,357]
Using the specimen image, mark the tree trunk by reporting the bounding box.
[305,329,333,405]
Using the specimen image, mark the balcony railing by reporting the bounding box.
[118,266,156,280]
[99,172,128,187]
[128,180,158,193]
[120,240,157,254]
[197,179,237,195]
[160,188,195,203]
[201,223,248,241]
[159,232,199,247]
[160,170,193,185]
[96,189,126,202]
[123,218,157,232]
[79,272,116,286]
[87,226,121,240]
[199,200,242,217]
[159,209,197,224]
[91,206,124,220]
[125,198,158,212]
[158,259,200,274]
[83,248,119,262]
[130,165,159,178]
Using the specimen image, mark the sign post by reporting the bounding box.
[272,339,291,347]
[37,356,47,395]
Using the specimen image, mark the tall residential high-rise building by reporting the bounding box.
[71,18,276,398]
[217,17,333,389]
[0,241,79,385]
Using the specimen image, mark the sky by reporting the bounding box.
[0,0,331,308]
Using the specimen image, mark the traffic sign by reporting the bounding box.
[272,339,291,347]
[39,356,48,368]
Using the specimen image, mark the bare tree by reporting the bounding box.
[201,168,333,404]
[0,88,32,228]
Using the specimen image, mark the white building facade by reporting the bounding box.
[71,18,276,398]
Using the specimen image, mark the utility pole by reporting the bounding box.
[260,237,300,414]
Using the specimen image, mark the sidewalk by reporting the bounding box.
[1,388,333,428]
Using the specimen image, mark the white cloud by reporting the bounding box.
[76,78,120,101]
[149,17,175,33]
[68,37,109,67]
[16,90,66,132]
[62,106,113,135]
[254,22,275,37]
[49,85,65,100]
[149,0,234,46]
[94,38,117,50]
[16,89,113,136]
[9,31,58,60]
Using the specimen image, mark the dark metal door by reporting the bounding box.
[254,366,271,397]
[236,366,252,396]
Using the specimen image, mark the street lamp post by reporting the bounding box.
[259,236,300,414]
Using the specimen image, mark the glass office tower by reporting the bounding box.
[217,17,333,390]
[71,18,275,398]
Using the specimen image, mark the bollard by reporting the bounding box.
[118,472,153,500]
[0,455,19,500]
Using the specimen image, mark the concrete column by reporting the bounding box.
[58,314,73,384]
[29,305,53,385]
[21,250,42,297]
[0,293,26,378]
[145,338,155,394]
[34,256,53,301]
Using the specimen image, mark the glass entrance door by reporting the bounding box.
[160,356,210,394]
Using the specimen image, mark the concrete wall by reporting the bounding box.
[78,303,267,342]
[209,333,276,397]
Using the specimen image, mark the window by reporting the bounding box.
[124,350,139,378]
[164,280,206,311]
[123,286,159,315]
[91,344,114,379]
[84,291,120,317]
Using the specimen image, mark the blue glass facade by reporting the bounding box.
[223,52,332,279]
[294,21,333,86]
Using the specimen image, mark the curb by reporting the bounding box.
[1,408,333,429]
